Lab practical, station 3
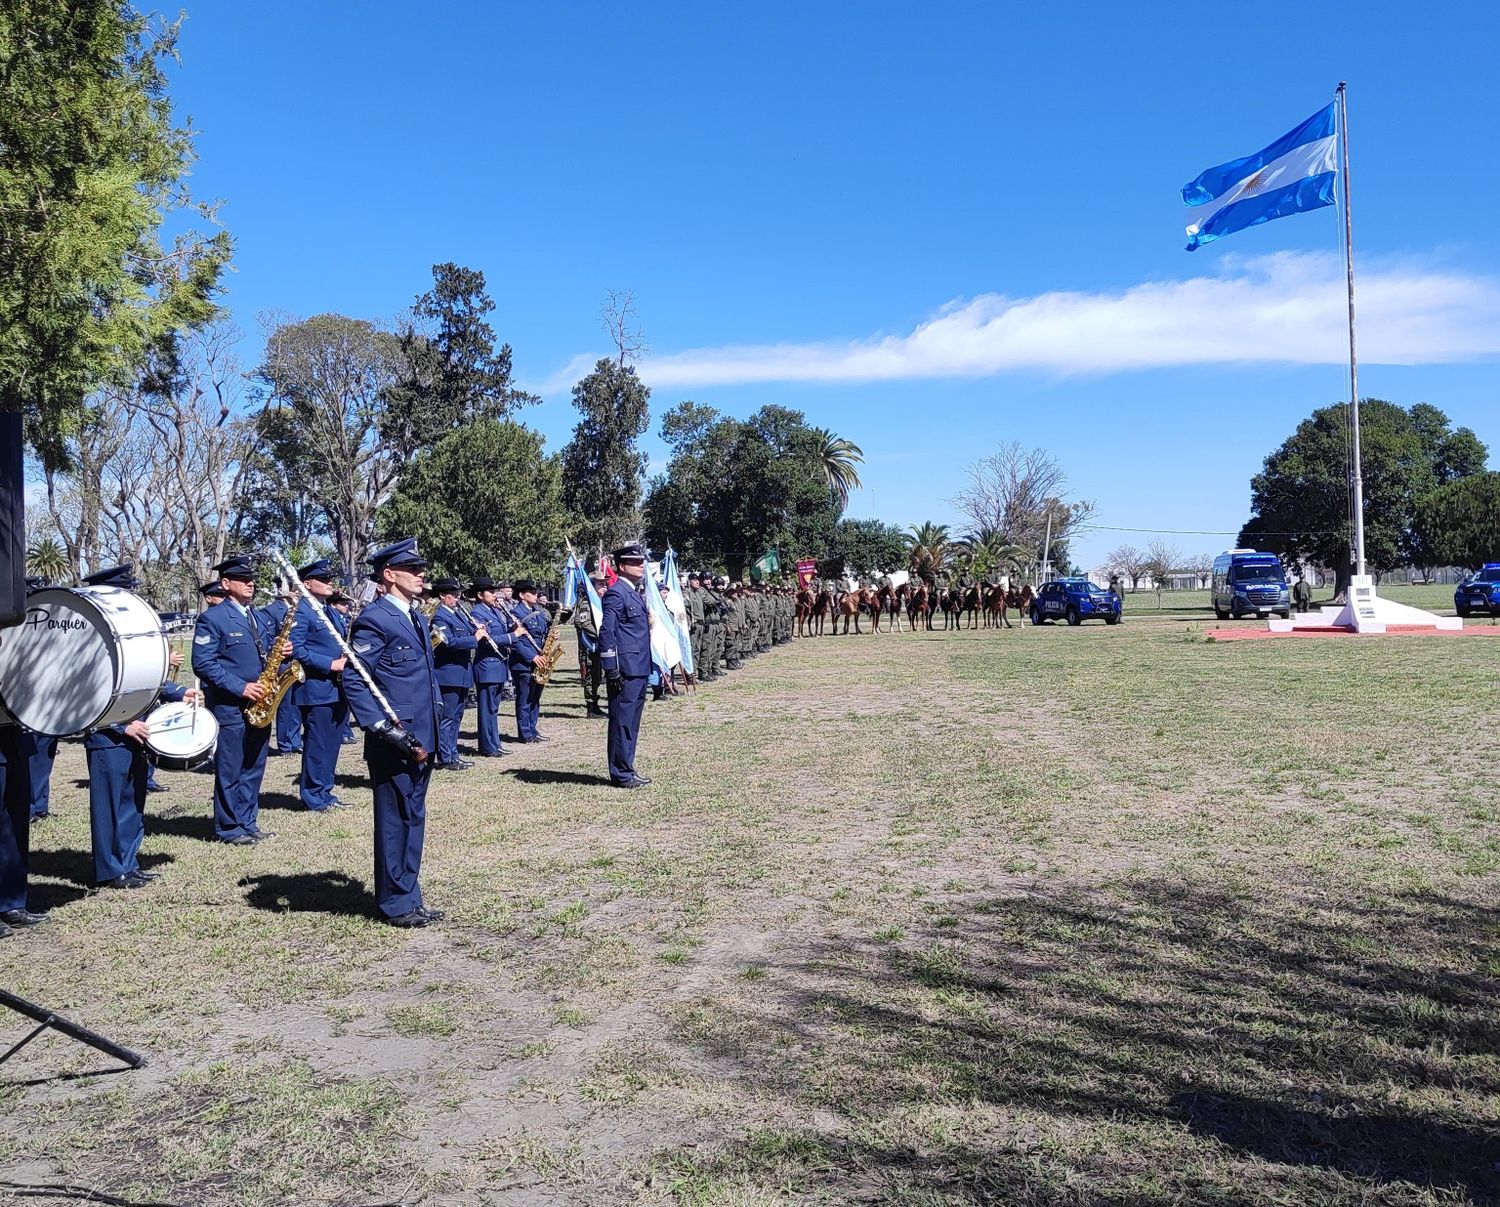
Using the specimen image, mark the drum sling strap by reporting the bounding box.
[0,987,146,1071]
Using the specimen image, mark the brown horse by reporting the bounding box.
[962,583,983,629]
[814,586,834,635]
[796,587,814,637]
[834,587,865,635]
[1017,583,1036,624]
[907,581,932,631]
[940,587,963,630]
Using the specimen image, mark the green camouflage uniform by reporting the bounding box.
[686,584,706,677]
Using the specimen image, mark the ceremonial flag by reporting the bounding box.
[561,546,603,632]
[750,550,780,583]
[1182,102,1337,251]
[660,547,695,676]
[796,558,818,588]
[641,546,684,679]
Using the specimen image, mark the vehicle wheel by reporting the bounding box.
[1105,614,1120,625]
[1214,605,1229,620]
[1030,605,1043,626]
[1456,605,1470,617]
[1278,610,1290,620]
[1065,606,1081,626]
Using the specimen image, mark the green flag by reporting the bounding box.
[750,550,780,583]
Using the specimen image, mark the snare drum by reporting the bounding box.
[144,699,219,770]
[0,587,169,738]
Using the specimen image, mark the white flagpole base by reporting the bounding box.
[1268,575,1461,634]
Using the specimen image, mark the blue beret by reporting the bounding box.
[82,564,137,589]
[368,537,427,580]
[212,554,258,579]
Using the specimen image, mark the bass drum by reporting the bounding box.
[0,587,168,738]
[144,700,219,771]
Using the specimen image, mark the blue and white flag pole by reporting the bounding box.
[660,548,695,678]
[641,544,685,680]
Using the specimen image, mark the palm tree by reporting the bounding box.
[26,538,70,585]
[955,528,1031,581]
[904,521,952,581]
[810,427,864,508]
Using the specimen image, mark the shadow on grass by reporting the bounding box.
[661,879,1500,1204]
[24,849,176,893]
[501,768,614,787]
[143,812,219,843]
[239,870,376,918]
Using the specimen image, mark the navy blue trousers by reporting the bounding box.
[476,681,504,754]
[23,731,57,818]
[298,701,346,810]
[366,737,430,918]
[512,665,542,741]
[213,717,270,840]
[87,742,146,883]
[0,727,31,913]
[275,690,302,754]
[606,676,647,784]
[438,687,468,764]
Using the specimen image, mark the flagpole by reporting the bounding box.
[1337,81,1366,580]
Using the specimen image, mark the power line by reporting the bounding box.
[1079,523,1344,537]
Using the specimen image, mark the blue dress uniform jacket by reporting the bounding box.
[0,725,32,914]
[291,599,348,811]
[192,599,275,841]
[431,603,476,765]
[85,681,184,883]
[342,596,441,919]
[261,598,303,754]
[510,601,550,742]
[468,602,515,755]
[599,579,651,784]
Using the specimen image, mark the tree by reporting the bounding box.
[643,402,843,580]
[1143,539,1182,604]
[1104,544,1148,590]
[25,538,68,584]
[380,419,566,583]
[1187,552,1215,590]
[905,522,953,582]
[955,528,1031,583]
[253,314,403,583]
[951,442,1096,572]
[1240,401,1488,597]
[820,518,906,580]
[810,427,864,508]
[1413,472,1500,571]
[560,359,651,553]
[381,262,536,459]
[2,2,231,452]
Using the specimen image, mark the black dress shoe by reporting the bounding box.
[630,775,652,786]
[418,905,445,921]
[222,834,257,846]
[475,751,506,759]
[384,909,431,928]
[30,811,49,822]
[97,875,147,890]
[612,777,646,790]
[131,869,161,881]
[146,782,170,793]
[124,870,155,888]
[0,920,12,938]
[250,829,276,841]
[0,908,49,927]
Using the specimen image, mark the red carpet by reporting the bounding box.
[1204,624,1500,641]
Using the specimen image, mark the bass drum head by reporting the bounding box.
[145,700,219,770]
[0,587,167,737]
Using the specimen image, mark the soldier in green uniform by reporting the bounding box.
[685,572,708,682]
[728,583,747,669]
[707,576,728,677]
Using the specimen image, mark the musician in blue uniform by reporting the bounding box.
[0,722,44,935]
[429,577,484,770]
[509,580,551,743]
[290,558,351,812]
[193,553,283,845]
[342,538,443,927]
[78,566,201,888]
[599,545,654,789]
[261,579,304,757]
[468,577,518,758]
[329,590,357,743]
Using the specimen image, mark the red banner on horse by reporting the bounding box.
[796,559,818,588]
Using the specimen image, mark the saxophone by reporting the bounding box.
[244,602,306,727]
[530,618,565,686]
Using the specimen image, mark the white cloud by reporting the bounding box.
[535,252,1500,392]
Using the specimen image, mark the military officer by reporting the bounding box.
[600,545,652,788]
[0,718,43,936]
[684,572,706,682]
[510,579,551,743]
[495,581,518,702]
[261,578,304,757]
[80,566,200,889]
[429,576,483,769]
[342,538,443,927]
[193,553,283,845]
[289,558,351,812]
[329,590,358,743]
[467,577,519,757]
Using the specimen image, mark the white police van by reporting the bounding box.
[1211,549,1291,620]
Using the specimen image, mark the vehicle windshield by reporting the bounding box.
[1476,568,1500,584]
[1232,566,1283,584]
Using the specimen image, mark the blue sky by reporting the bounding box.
[168,2,1499,571]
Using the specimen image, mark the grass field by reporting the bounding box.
[3,611,1498,1206]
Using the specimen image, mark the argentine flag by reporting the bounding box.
[660,548,695,677]
[1182,103,1337,251]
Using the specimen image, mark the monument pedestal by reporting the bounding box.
[1267,575,1462,634]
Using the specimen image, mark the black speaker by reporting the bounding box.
[0,412,25,628]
